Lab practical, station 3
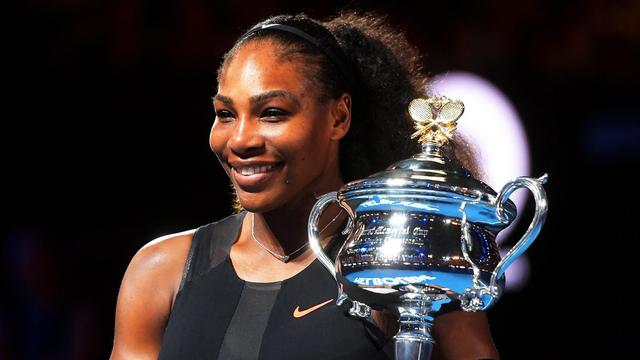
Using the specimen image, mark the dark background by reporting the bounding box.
[4,0,639,359]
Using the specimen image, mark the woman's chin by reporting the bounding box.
[236,193,284,214]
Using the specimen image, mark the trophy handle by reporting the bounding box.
[308,191,341,279]
[308,192,371,316]
[490,174,549,295]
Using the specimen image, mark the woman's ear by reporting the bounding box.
[329,93,352,140]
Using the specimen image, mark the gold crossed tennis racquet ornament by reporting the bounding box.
[408,97,465,146]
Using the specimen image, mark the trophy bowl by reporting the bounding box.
[308,97,548,360]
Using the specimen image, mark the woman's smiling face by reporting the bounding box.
[210,39,349,213]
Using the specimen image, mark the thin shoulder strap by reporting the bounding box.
[178,212,246,291]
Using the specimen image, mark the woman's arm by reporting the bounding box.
[431,310,500,360]
[110,231,193,360]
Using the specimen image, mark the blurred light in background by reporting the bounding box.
[430,71,531,291]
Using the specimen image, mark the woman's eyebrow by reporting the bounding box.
[212,94,233,105]
[213,91,301,107]
[250,90,300,106]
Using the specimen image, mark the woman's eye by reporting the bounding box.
[215,109,235,120]
[261,108,290,120]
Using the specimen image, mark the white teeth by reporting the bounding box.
[240,167,255,175]
[237,164,275,176]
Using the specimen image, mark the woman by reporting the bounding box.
[111,13,500,360]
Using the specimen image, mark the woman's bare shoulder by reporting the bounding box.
[135,230,196,274]
[124,229,197,307]
[110,229,195,359]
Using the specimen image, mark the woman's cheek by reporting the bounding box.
[209,124,227,155]
[209,128,232,177]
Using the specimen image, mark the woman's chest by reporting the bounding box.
[159,260,388,359]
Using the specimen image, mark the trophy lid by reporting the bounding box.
[339,97,517,226]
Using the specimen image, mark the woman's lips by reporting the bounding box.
[231,163,283,191]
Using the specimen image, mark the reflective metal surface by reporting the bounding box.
[340,143,516,226]
[308,97,549,359]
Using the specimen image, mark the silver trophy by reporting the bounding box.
[308,97,548,359]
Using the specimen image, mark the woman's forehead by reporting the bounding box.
[218,41,314,101]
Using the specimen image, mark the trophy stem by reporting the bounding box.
[395,338,433,360]
[394,292,437,360]
[421,141,441,156]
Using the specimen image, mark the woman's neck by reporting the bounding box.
[255,177,345,256]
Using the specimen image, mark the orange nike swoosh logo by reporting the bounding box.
[293,299,334,318]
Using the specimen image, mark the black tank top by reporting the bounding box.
[158,212,391,360]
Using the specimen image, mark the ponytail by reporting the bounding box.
[324,12,481,181]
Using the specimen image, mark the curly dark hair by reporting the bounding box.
[218,12,479,212]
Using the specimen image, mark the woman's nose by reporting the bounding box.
[227,117,265,157]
